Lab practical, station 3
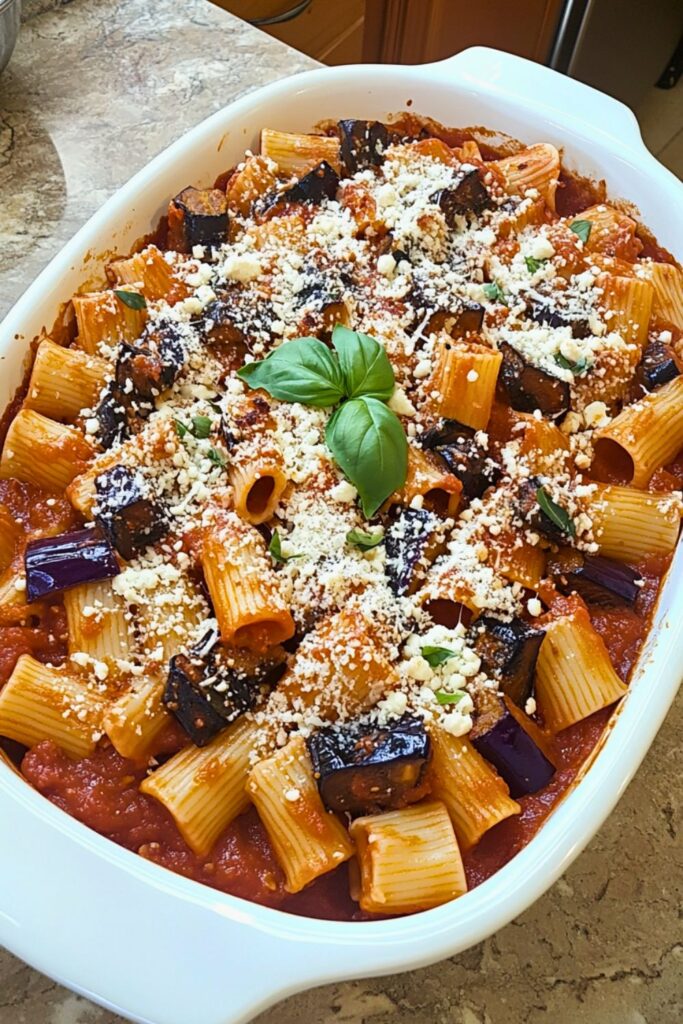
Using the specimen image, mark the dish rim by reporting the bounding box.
[0,46,682,1024]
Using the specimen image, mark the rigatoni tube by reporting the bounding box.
[247,734,354,893]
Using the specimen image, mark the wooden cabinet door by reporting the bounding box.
[363,0,564,64]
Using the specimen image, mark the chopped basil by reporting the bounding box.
[173,419,188,438]
[536,485,576,538]
[269,529,302,564]
[191,415,212,439]
[346,527,384,552]
[524,256,546,274]
[114,289,147,310]
[207,447,226,468]
[326,397,407,518]
[421,645,456,668]
[483,281,507,304]
[569,219,592,244]
[555,353,589,375]
[435,690,467,705]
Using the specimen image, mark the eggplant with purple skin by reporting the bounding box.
[95,465,167,560]
[163,630,286,746]
[115,321,185,405]
[436,439,502,501]
[637,338,681,391]
[168,186,228,251]
[24,527,119,602]
[338,119,392,174]
[384,507,447,596]
[265,160,339,210]
[469,616,544,708]
[470,693,555,797]
[528,300,590,340]
[499,341,570,419]
[548,549,643,607]
[95,381,129,450]
[430,168,491,224]
[308,714,431,814]
[516,476,574,546]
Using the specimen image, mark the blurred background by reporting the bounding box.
[214,0,683,176]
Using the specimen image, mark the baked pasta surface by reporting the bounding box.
[1,116,681,919]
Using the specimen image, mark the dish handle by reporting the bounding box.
[427,46,645,152]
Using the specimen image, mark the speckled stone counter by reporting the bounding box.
[0,3,682,1023]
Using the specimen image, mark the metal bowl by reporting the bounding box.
[0,0,21,75]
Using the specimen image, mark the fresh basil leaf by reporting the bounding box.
[331,324,394,401]
[436,689,467,706]
[207,447,226,468]
[536,485,576,538]
[174,419,188,438]
[237,337,345,408]
[555,353,589,375]
[346,527,384,552]
[524,256,546,274]
[483,282,507,304]
[191,415,212,439]
[114,289,147,310]
[268,529,302,564]
[325,396,408,518]
[421,645,456,667]
[569,219,592,244]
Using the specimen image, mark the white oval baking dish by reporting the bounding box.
[0,47,681,1024]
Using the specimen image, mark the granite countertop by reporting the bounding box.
[0,2,681,1022]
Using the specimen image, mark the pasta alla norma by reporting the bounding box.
[0,114,681,920]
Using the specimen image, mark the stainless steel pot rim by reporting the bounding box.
[0,0,20,14]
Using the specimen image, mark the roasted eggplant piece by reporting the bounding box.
[419,417,474,450]
[24,527,119,602]
[548,549,642,607]
[95,381,129,449]
[115,322,185,404]
[163,632,286,746]
[516,477,573,546]
[470,693,555,797]
[338,118,392,174]
[269,160,339,209]
[94,465,167,560]
[430,168,491,224]
[167,186,228,251]
[384,508,446,596]
[498,341,570,420]
[436,440,502,501]
[470,616,544,708]
[308,714,431,814]
[637,338,680,391]
[528,300,590,340]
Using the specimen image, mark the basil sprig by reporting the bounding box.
[331,325,394,400]
[238,337,345,408]
[569,219,592,244]
[536,485,576,538]
[421,645,456,667]
[326,398,407,518]
[114,289,147,310]
[238,325,407,517]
